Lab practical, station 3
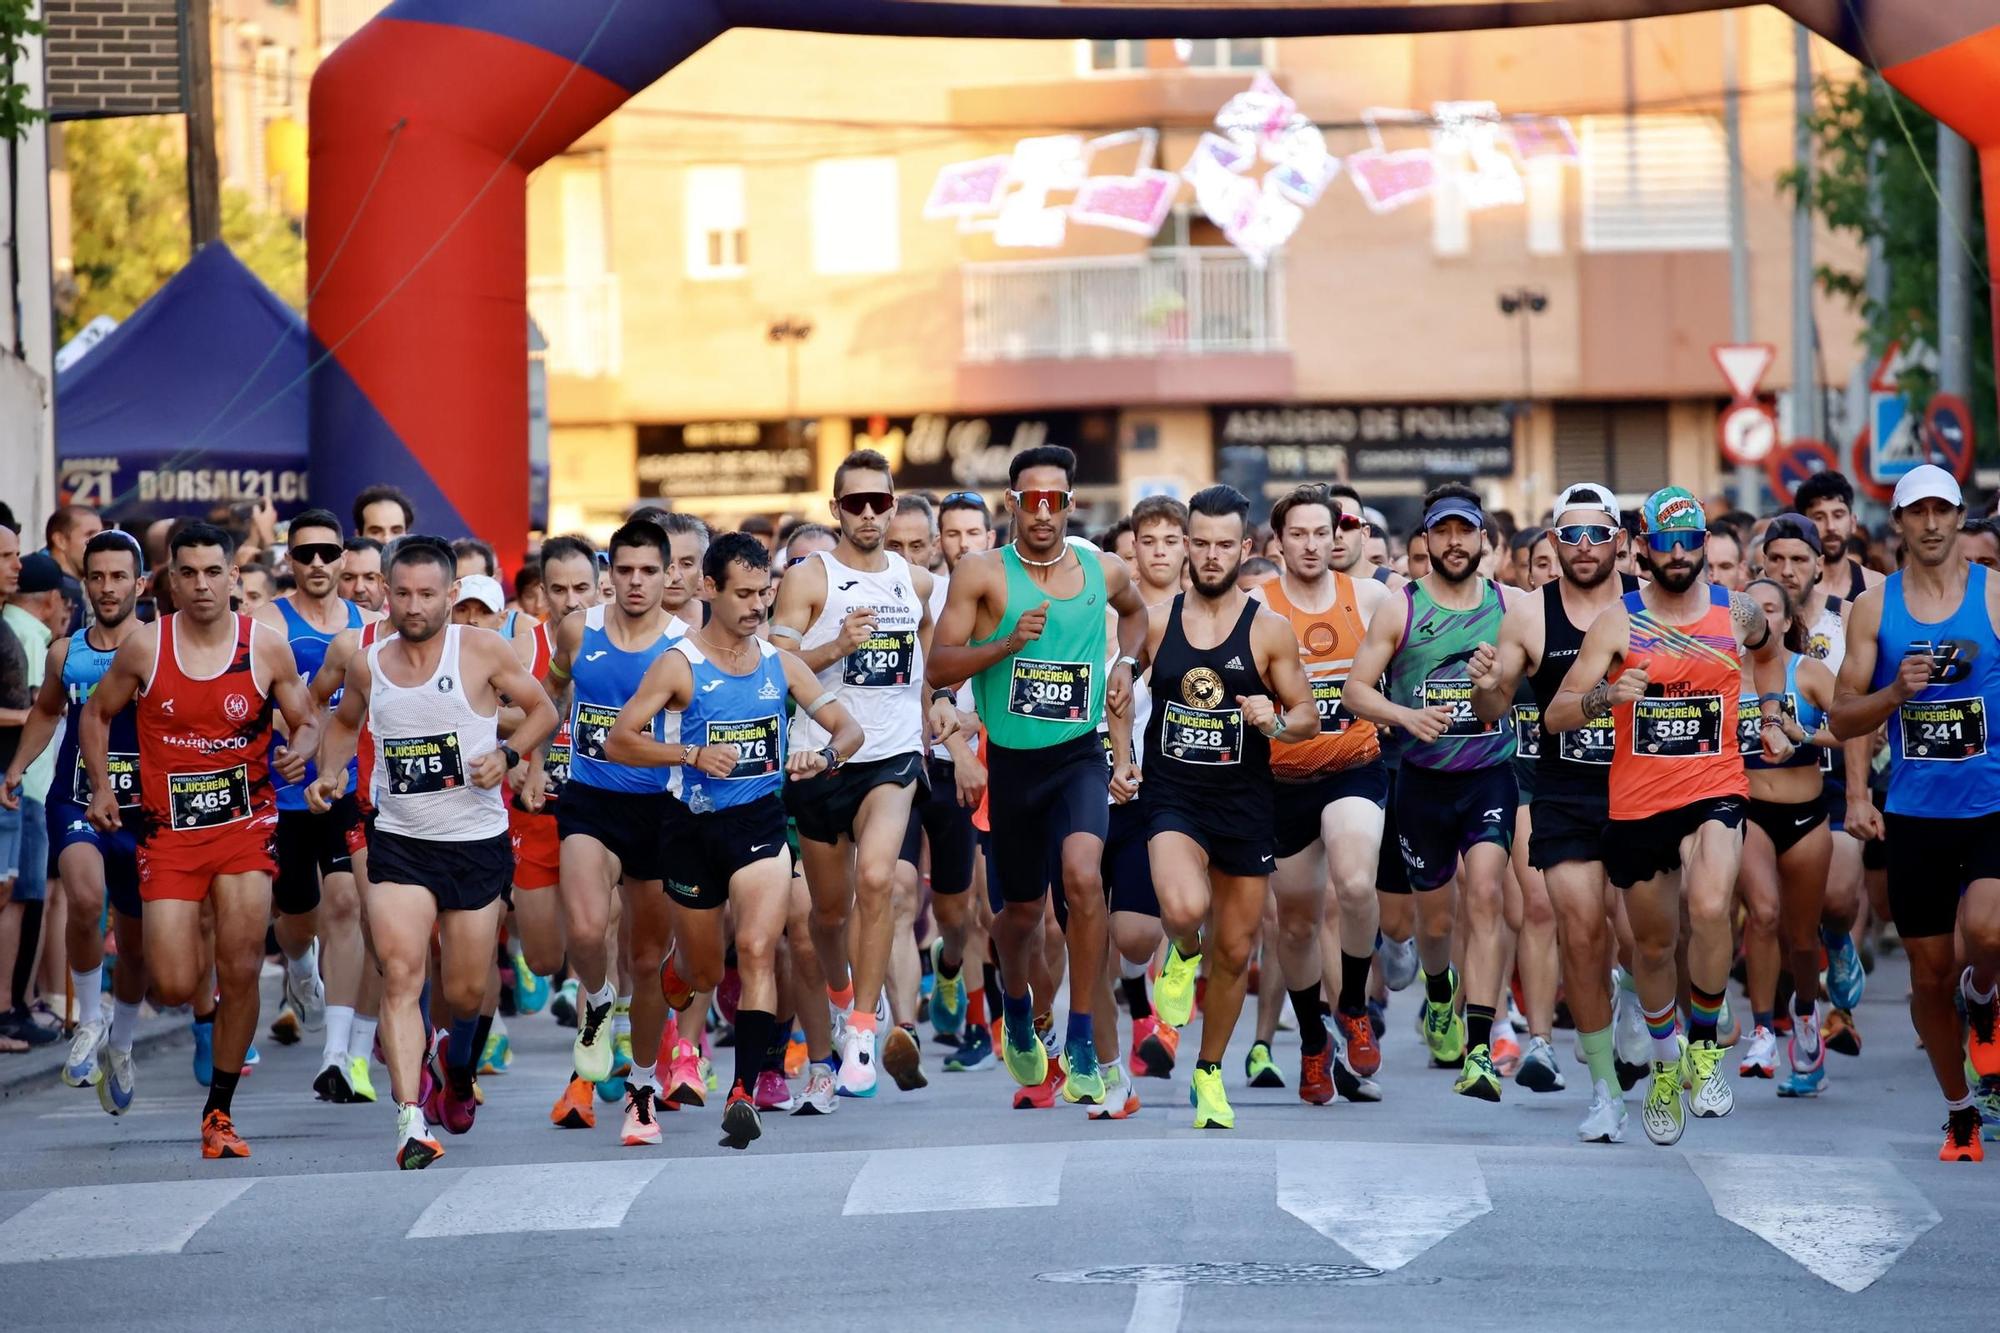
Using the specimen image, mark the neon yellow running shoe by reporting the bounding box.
[1453,1043,1502,1101]
[1002,1013,1049,1087]
[1643,1038,1689,1146]
[1155,941,1202,1028]
[1244,1041,1285,1088]
[1422,969,1466,1067]
[1191,1065,1235,1129]
[1059,1043,1105,1105]
[345,1054,377,1103]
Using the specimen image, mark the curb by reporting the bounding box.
[0,1013,192,1100]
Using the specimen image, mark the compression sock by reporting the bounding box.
[732,1010,775,1095]
[471,1013,494,1064]
[1577,1025,1617,1090]
[1688,985,1725,1046]
[1291,987,1329,1055]
[1465,1003,1496,1054]
[1425,967,1456,1005]
[204,1067,241,1119]
[1643,998,1681,1064]
[1121,975,1153,1019]
[447,1017,480,1096]
[765,1017,791,1072]
[1339,950,1373,1015]
[1066,1011,1093,1051]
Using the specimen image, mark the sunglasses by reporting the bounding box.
[289,543,343,567]
[1334,512,1368,533]
[835,492,895,518]
[1644,530,1706,554]
[942,490,988,509]
[1554,523,1618,547]
[1010,488,1073,513]
[785,554,812,569]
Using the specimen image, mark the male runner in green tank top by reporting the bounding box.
[929,445,1147,1107]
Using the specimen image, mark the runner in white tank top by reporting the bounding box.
[789,547,926,761]
[368,625,507,841]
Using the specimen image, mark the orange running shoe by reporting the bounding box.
[785,1032,808,1079]
[1492,1032,1523,1077]
[1012,1060,1062,1109]
[1965,980,2000,1079]
[1135,1019,1179,1080]
[1298,1046,1334,1105]
[550,1074,596,1130]
[201,1109,251,1159]
[660,952,694,1012]
[1336,1011,1381,1076]
[1940,1107,1984,1162]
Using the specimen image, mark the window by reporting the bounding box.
[1580,114,1728,252]
[1087,39,1144,72]
[685,165,746,279]
[1526,157,1565,256]
[1553,402,1670,493]
[1080,38,1271,73]
[812,157,900,276]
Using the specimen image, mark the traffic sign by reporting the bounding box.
[1867,392,1921,482]
[1764,439,1838,505]
[1923,393,1976,482]
[1711,343,1776,400]
[1848,429,1896,503]
[1718,402,1778,465]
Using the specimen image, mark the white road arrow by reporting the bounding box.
[1277,1141,1491,1270]
[1687,1152,1940,1293]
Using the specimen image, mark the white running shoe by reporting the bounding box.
[1577,1078,1627,1143]
[1612,982,1651,1072]
[1089,1058,1139,1120]
[287,942,326,1033]
[792,1064,839,1115]
[1738,1025,1778,1078]
[63,1019,107,1088]
[97,1044,136,1115]
[1685,1040,1735,1119]
[1514,1035,1566,1092]
[836,1026,879,1098]
[1377,934,1419,992]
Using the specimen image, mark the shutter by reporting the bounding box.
[1581,115,1729,252]
[1553,404,1612,485]
[1609,403,1670,493]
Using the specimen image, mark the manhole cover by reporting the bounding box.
[1039,1262,1382,1287]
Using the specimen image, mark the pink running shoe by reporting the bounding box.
[753,1069,796,1112]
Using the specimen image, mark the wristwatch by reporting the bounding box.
[1115,654,1139,672]
[500,745,522,770]
[819,744,844,773]
[930,687,955,704]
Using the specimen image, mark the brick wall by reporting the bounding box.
[44,0,185,117]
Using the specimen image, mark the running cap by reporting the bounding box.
[1552,482,1617,522]
[17,551,67,594]
[1890,463,1964,513]
[1423,495,1484,531]
[1761,512,1822,555]
[454,573,505,613]
[1641,486,1705,534]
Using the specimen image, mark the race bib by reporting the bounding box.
[1008,658,1091,722]
[74,750,142,809]
[1308,675,1354,734]
[381,732,467,795]
[1512,703,1542,760]
[705,714,783,779]
[167,766,253,829]
[1898,696,1987,762]
[1558,715,1616,766]
[1099,729,1136,774]
[1737,694,1799,758]
[845,629,917,688]
[1420,679,1496,737]
[545,723,573,797]
[1631,693,1725,757]
[1158,700,1244,766]
[572,701,622,762]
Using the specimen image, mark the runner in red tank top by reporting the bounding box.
[81,522,319,1161]
[1547,489,1791,1151]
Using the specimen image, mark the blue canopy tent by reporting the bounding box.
[55,243,312,526]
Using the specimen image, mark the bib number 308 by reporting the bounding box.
[1008,658,1090,722]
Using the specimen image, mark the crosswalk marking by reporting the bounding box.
[1687,1152,1941,1293]
[0,1179,253,1264]
[1276,1142,1490,1271]
[1124,1282,1185,1333]
[407,1160,665,1238]
[842,1143,1068,1215]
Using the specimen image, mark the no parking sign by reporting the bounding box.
[1765,440,1839,505]
[1924,393,1976,482]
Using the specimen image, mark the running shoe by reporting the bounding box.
[1491,1028,1522,1077]
[1739,1025,1778,1078]
[1454,1044,1502,1102]
[621,1085,662,1146]
[1154,942,1202,1028]
[928,940,966,1041]
[1190,1065,1235,1129]
[1244,1041,1285,1088]
[429,1075,477,1136]
[551,978,580,1028]
[1001,1012,1048,1088]
[1421,970,1465,1067]
[1642,1042,1689,1146]
[1716,995,1740,1049]
[1778,1005,1827,1098]
[837,1025,880,1097]
[945,1024,996,1071]
[1089,1059,1139,1120]
[268,1000,301,1047]
[1133,1015,1178,1079]
[550,1075,597,1129]
[293,942,326,1031]
[1335,1010,1380,1077]
[512,958,550,1015]
[200,1108,251,1159]
[1298,1046,1334,1105]
[785,1031,808,1078]
[314,1058,358,1103]
[98,1045,136,1115]
[1940,1107,1984,1163]
[480,1031,513,1075]
[719,1088,762,1149]
[1515,1035,1565,1092]
[1035,1014,1059,1060]
[659,951,694,1013]
[1824,1007,1862,1057]
[347,1055,378,1103]
[1611,984,1650,1091]
[1332,1046,1383,1103]
[1966,974,2000,1078]
[665,1038,706,1107]
[1823,926,1865,1011]
[395,1104,443,1170]
[191,1017,215,1087]
[242,1041,262,1071]
[1686,1039,1734,1118]
[1366,996,1387,1039]
[1577,1078,1627,1144]
[1012,1061,1061,1110]
[572,996,616,1083]
[882,1024,927,1092]
[1060,1042,1104,1105]
[793,1063,839,1115]
[1974,1077,2000,1142]
[63,1019,107,1088]
[753,1069,796,1112]
[1376,933,1419,992]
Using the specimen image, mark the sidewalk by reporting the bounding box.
[0,971,285,1100]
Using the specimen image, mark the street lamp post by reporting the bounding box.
[1498,288,1548,492]
[767,316,814,447]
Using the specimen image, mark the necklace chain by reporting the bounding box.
[1011,541,1069,569]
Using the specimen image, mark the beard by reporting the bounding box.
[1821,530,1847,562]
[1645,549,1707,593]
[1190,559,1243,599]
[1557,550,1613,589]
[1432,546,1478,585]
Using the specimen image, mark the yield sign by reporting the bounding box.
[1712,343,1777,400]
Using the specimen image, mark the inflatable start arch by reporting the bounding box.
[308,0,2000,567]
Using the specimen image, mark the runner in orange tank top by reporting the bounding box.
[1547,488,1792,1151]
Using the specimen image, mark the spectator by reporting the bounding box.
[142,517,175,570]
[453,537,498,580]
[41,505,102,581]
[338,536,385,612]
[0,524,50,1048]
[354,484,415,543]
[513,560,547,619]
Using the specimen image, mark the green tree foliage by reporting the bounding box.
[1787,77,1995,460]
[62,116,303,342]
[0,0,45,143]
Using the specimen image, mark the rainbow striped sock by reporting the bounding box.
[1688,986,1725,1045]
[1643,999,1681,1065]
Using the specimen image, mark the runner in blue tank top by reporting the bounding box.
[537,517,693,1130]
[608,533,861,1150]
[1829,466,2000,1161]
[1,531,150,1108]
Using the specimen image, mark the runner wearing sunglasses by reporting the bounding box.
[928,445,1147,1107]
[1546,486,1793,1146]
[1469,482,1641,1139]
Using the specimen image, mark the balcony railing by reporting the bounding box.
[527,274,621,378]
[961,247,1286,362]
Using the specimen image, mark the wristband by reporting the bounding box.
[930,687,955,704]
[819,744,843,773]
[1116,654,1139,672]
[1757,692,1788,705]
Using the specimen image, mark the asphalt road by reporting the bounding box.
[1,951,1993,1332]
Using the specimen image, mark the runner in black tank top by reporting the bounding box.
[1138,486,1318,1131]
